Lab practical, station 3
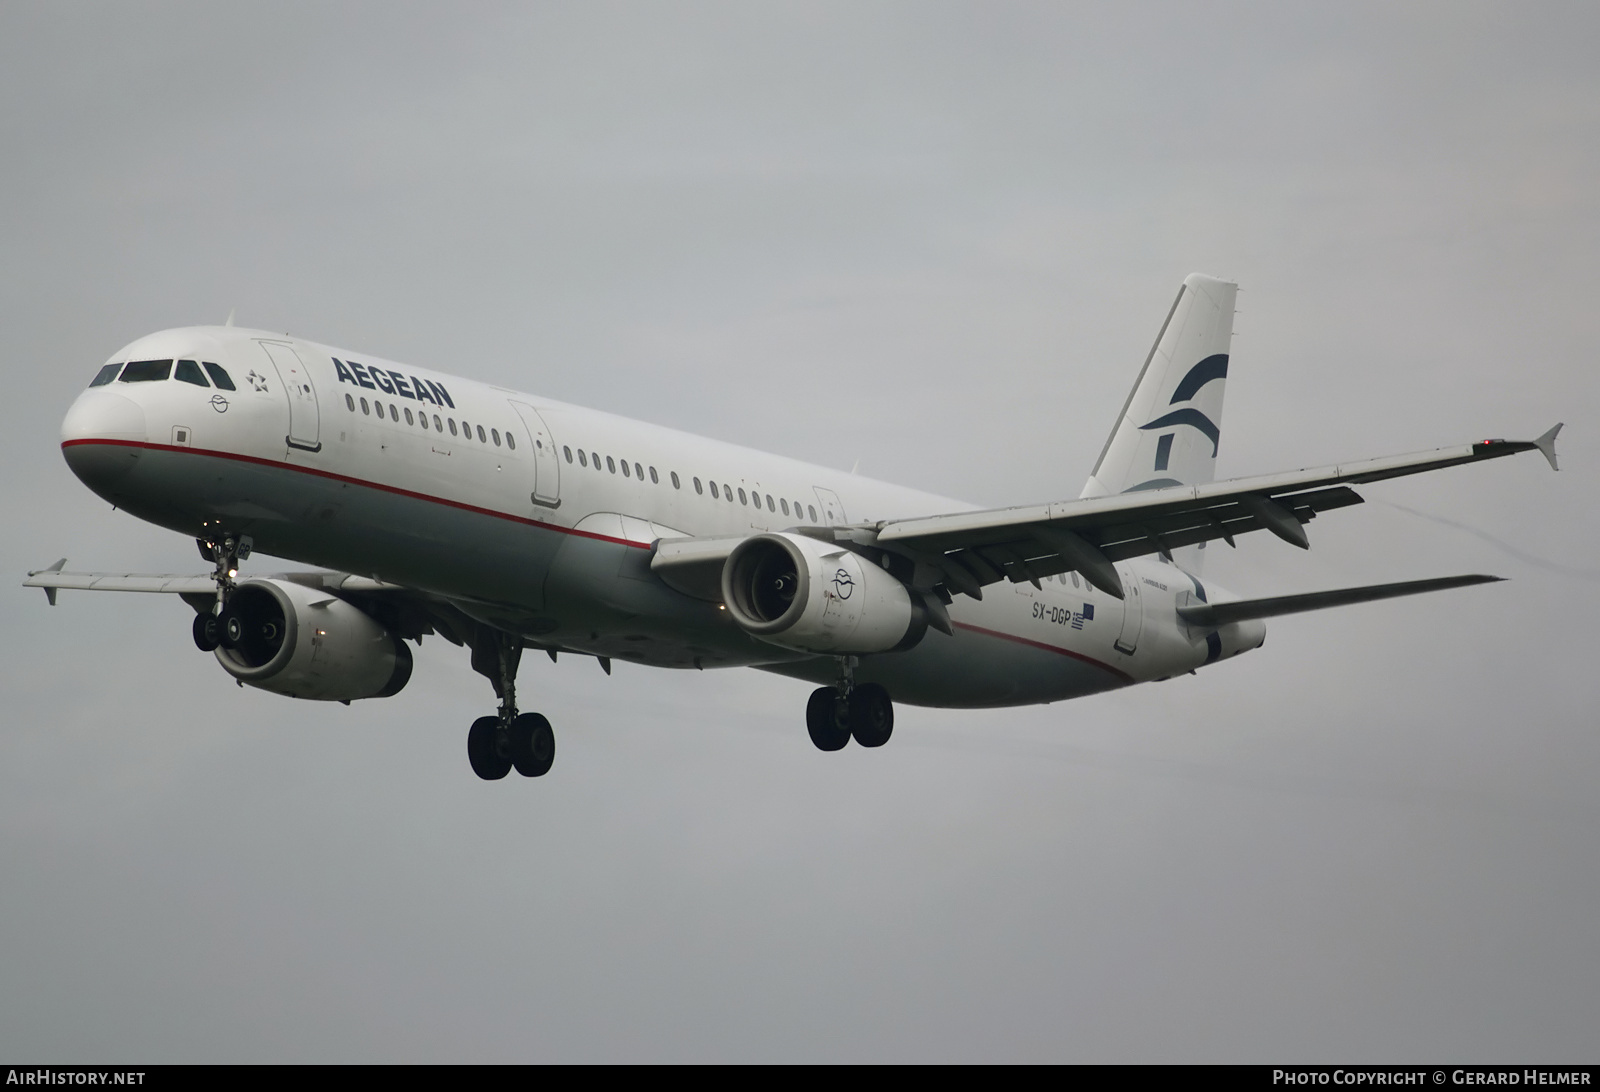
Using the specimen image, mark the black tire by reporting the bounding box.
[805,687,851,751]
[466,716,512,780]
[192,612,220,652]
[849,683,894,748]
[216,605,239,649]
[509,712,556,777]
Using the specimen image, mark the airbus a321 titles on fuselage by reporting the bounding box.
[29,275,1561,779]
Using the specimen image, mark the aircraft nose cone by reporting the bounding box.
[61,390,146,494]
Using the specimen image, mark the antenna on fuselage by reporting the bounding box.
[224,308,235,327]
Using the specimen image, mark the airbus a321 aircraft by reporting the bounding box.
[28,274,1561,780]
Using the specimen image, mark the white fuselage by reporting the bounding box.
[60,325,1262,708]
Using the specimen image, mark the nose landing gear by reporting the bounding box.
[191,530,251,652]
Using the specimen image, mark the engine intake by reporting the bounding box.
[721,533,926,654]
[213,578,412,701]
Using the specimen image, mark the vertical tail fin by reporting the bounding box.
[1081,273,1238,500]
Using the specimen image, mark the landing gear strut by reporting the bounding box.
[191,531,251,652]
[467,628,556,780]
[805,656,894,751]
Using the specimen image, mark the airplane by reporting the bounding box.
[26,274,1561,780]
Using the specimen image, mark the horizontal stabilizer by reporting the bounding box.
[1177,574,1503,627]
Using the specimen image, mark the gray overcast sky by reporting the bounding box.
[2,2,1596,1062]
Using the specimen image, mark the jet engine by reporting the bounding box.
[720,533,927,655]
[212,578,413,701]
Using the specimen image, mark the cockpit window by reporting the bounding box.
[89,363,122,387]
[120,359,172,383]
[174,359,209,387]
[202,362,236,390]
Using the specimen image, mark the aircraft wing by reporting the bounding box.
[866,426,1561,600]
[24,561,404,604]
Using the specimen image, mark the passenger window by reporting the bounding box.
[89,363,122,387]
[726,488,735,504]
[449,419,457,436]
[505,433,515,450]
[781,498,789,516]
[174,359,209,387]
[606,456,616,473]
[622,460,631,478]
[345,394,355,411]
[808,505,817,522]
[634,462,643,480]
[564,446,573,463]
[671,471,680,489]
[390,405,399,422]
[710,481,719,499]
[578,450,587,467]
[405,408,414,425]
[361,398,370,415]
[202,363,236,390]
[433,415,442,431]
[477,425,486,443]
[766,494,775,512]
[591,452,600,469]
[738,488,747,505]
[120,359,171,383]
[693,477,702,495]
[649,467,659,484]
[491,428,501,447]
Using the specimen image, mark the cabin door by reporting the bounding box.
[1113,566,1143,655]
[812,487,847,526]
[511,401,562,509]
[256,341,321,452]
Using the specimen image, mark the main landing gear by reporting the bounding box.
[805,655,894,751]
[466,629,556,781]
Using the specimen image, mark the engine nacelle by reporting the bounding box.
[721,533,926,654]
[212,578,413,701]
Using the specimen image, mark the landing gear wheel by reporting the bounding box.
[508,712,555,777]
[192,612,220,652]
[466,715,513,780]
[806,687,851,751]
[848,683,894,748]
[216,606,239,649]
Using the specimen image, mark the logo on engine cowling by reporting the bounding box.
[831,568,854,599]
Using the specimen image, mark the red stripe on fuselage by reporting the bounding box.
[952,621,1134,683]
[60,437,650,549]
